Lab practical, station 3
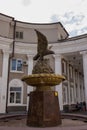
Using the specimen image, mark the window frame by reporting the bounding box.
[15,31,23,39]
[8,86,23,106]
[10,58,23,72]
[8,79,24,106]
[9,87,22,104]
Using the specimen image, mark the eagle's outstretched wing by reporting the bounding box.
[33,29,54,60]
[35,29,48,52]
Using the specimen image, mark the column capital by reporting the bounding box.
[80,51,87,55]
[54,54,62,59]
[27,54,34,60]
[2,49,10,55]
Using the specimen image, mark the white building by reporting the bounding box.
[0,13,86,113]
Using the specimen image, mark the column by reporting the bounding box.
[0,50,9,113]
[54,54,63,110]
[73,69,76,103]
[81,78,85,101]
[67,63,71,104]
[26,54,34,110]
[77,72,81,102]
[81,51,87,109]
[80,78,84,102]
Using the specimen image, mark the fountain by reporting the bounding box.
[21,29,65,127]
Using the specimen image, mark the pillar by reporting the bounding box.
[27,54,34,110]
[81,77,85,101]
[81,51,87,109]
[73,69,77,103]
[0,50,9,113]
[67,63,71,104]
[54,54,63,111]
[80,77,84,102]
[77,72,81,102]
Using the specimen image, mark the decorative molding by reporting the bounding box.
[0,37,13,52]
[27,54,34,60]
[0,36,13,44]
[2,49,11,55]
[9,78,23,88]
[53,37,87,54]
[80,51,87,55]
[0,35,87,56]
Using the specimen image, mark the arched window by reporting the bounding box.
[8,79,23,105]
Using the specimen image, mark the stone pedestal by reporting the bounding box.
[27,91,61,127]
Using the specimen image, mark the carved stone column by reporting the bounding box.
[0,50,9,113]
[80,51,87,109]
[26,54,34,110]
[54,54,63,110]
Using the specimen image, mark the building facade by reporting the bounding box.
[0,13,87,113]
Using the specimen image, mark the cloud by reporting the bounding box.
[51,12,85,25]
[22,0,31,6]
[50,12,86,37]
[51,15,58,22]
[64,12,85,24]
[77,27,87,35]
[69,30,78,37]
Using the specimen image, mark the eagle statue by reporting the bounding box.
[33,29,55,60]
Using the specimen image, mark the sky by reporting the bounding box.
[0,0,87,37]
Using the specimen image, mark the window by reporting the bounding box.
[8,79,23,105]
[10,87,21,103]
[16,31,23,39]
[11,59,22,71]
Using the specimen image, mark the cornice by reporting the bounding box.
[80,51,87,55]
[53,36,87,54]
[0,36,13,43]
[14,42,36,55]
[0,33,87,56]
[11,35,87,55]
[0,36,13,51]
[0,13,13,22]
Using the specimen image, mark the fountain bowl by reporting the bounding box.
[21,73,65,87]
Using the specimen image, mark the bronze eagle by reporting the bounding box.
[33,29,55,60]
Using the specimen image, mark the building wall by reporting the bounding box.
[15,26,61,43]
[0,15,13,38]
[9,54,28,105]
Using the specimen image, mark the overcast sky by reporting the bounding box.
[0,0,87,37]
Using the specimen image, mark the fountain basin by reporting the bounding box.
[21,73,65,87]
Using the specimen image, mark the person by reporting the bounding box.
[76,102,81,111]
[83,101,86,111]
[76,102,79,109]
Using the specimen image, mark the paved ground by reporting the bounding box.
[0,118,86,127]
[0,111,87,130]
[0,125,87,130]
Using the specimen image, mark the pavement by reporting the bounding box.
[0,111,87,130]
[0,125,87,130]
